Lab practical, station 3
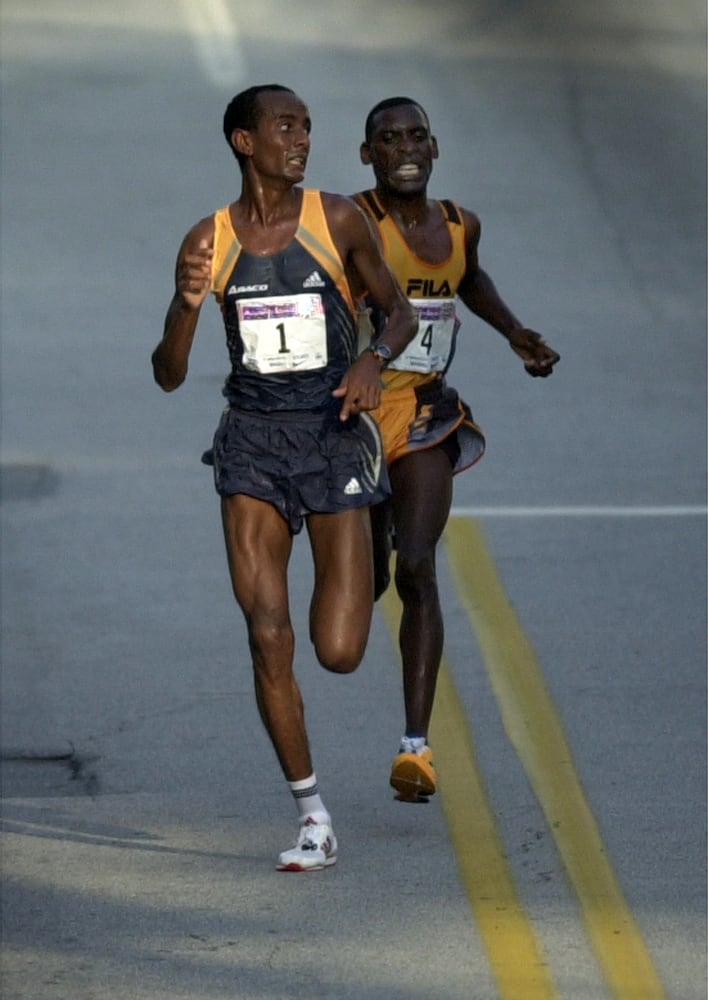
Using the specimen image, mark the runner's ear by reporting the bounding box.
[232,127,254,159]
[431,136,439,160]
[360,142,372,166]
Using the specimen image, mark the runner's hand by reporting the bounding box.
[332,353,384,420]
[508,328,560,377]
[177,239,213,310]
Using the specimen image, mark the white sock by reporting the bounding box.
[288,773,328,823]
[399,735,427,754]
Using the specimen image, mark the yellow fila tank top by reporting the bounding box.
[354,190,467,390]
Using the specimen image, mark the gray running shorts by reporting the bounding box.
[211,406,390,534]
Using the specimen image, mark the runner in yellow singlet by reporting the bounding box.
[354,97,560,802]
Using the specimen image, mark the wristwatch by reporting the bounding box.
[366,341,393,367]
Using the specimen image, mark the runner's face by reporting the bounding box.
[363,105,437,195]
[249,90,311,182]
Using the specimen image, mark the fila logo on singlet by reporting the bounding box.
[406,278,452,296]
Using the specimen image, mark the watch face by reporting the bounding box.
[373,343,392,360]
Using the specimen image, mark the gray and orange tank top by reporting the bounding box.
[210,189,357,412]
[354,189,467,392]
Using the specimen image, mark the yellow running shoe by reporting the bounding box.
[390,745,436,802]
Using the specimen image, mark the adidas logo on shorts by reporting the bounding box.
[303,270,326,288]
[344,477,362,495]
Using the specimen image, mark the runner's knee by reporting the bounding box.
[248,614,294,671]
[313,633,365,674]
[395,550,437,601]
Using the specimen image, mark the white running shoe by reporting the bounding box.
[276,816,338,872]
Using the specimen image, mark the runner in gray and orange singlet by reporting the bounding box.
[152,85,417,870]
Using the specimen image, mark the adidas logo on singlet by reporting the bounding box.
[303,270,326,288]
[344,477,362,496]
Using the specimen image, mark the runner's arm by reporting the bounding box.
[327,196,418,418]
[152,218,214,391]
[456,208,559,377]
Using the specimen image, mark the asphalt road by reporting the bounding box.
[1,2,706,999]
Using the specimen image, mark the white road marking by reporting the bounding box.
[451,505,707,518]
[179,0,246,88]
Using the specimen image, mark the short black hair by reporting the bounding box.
[364,97,429,143]
[223,84,295,169]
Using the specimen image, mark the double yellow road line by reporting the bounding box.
[378,516,666,1000]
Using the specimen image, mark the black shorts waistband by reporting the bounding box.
[225,404,339,425]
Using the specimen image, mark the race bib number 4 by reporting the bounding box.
[389,298,458,373]
[237,294,328,373]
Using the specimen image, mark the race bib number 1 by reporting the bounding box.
[389,298,458,373]
[237,294,328,373]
